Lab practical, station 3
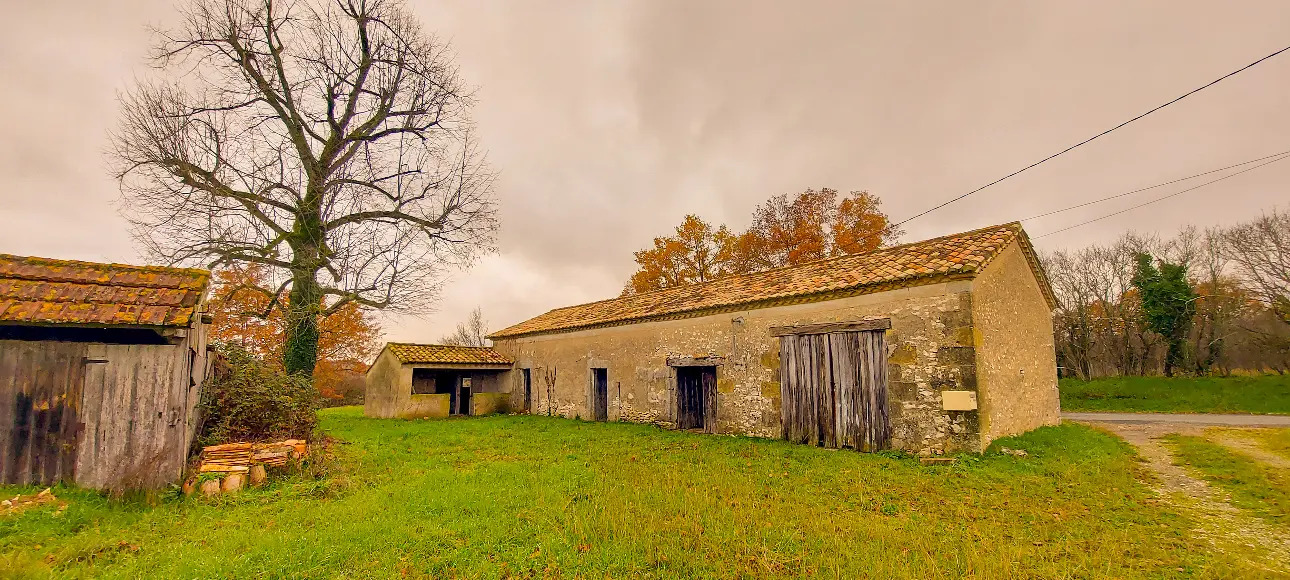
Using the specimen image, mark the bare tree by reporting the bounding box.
[1220,209,1290,324]
[111,0,497,374]
[440,306,488,347]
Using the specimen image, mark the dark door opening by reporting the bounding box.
[591,368,608,421]
[414,370,470,415]
[676,366,717,432]
[522,368,532,413]
[457,377,472,416]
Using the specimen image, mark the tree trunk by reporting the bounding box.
[284,183,326,377]
[1164,337,1182,378]
[284,270,322,376]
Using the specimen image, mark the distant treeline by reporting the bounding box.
[1042,209,1289,378]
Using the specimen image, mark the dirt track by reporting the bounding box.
[1068,414,1290,572]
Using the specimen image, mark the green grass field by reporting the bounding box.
[1060,374,1290,414]
[0,408,1274,578]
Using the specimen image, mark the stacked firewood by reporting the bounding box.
[251,439,307,467]
[199,443,253,474]
[185,439,309,496]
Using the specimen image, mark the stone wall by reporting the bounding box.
[972,240,1061,443]
[364,346,512,419]
[400,394,450,418]
[492,280,994,454]
[364,348,411,418]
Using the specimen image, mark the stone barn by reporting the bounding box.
[365,343,514,419]
[487,222,1060,455]
[0,254,212,489]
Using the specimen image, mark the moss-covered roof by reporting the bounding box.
[384,343,512,365]
[0,254,210,328]
[490,222,1054,339]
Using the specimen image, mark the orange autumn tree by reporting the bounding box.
[206,265,382,402]
[627,215,734,293]
[624,189,901,294]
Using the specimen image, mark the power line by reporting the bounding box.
[1020,149,1290,221]
[1034,153,1290,239]
[893,43,1290,228]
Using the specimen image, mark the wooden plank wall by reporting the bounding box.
[180,319,210,463]
[0,340,86,486]
[778,330,890,451]
[0,336,201,490]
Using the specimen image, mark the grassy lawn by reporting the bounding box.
[1060,374,1290,414]
[1252,429,1290,460]
[1164,434,1290,525]
[0,408,1272,578]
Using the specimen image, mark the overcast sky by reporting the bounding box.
[1,0,1287,342]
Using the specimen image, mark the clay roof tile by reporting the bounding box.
[383,343,512,365]
[0,254,209,328]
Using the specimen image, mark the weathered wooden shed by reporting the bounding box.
[488,223,1061,455]
[0,254,211,490]
[364,343,514,419]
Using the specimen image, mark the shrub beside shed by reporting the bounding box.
[0,254,211,490]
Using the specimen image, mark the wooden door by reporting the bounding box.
[778,330,889,451]
[75,343,189,490]
[676,367,702,430]
[699,367,717,433]
[591,368,608,421]
[522,368,532,413]
[676,366,717,432]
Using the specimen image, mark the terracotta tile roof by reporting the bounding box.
[490,222,1055,339]
[384,343,513,365]
[0,254,209,328]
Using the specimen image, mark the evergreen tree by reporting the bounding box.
[1131,253,1197,377]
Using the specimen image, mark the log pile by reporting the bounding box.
[185,439,308,496]
[199,443,253,473]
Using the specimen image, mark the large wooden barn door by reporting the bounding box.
[75,344,189,490]
[0,340,87,485]
[777,327,890,451]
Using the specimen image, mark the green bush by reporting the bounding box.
[197,343,320,447]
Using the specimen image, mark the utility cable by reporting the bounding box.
[1034,153,1290,238]
[893,43,1290,228]
[1020,149,1290,221]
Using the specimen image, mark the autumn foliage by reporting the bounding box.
[625,189,901,294]
[206,265,381,403]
